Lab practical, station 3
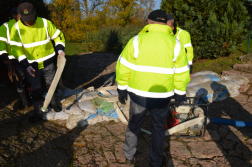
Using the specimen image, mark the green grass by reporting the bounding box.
[193,40,252,74]
[65,42,88,56]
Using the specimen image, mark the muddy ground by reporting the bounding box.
[0,52,252,167]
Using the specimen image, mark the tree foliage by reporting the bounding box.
[47,0,153,42]
[161,0,250,60]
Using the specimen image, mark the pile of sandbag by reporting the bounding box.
[186,71,248,103]
[43,86,122,129]
[42,70,246,129]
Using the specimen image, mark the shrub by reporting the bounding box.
[161,0,250,60]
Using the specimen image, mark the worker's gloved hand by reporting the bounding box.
[58,50,65,58]
[117,88,128,105]
[26,66,35,77]
[174,94,185,107]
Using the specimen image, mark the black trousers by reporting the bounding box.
[12,60,28,92]
[123,99,169,167]
[26,63,57,114]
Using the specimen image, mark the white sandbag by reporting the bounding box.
[193,71,218,77]
[87,115,103,125]
[66,112,90,129]
[77,90,97,102]
[78,100,97,114]
[187,80,241,103]
[214,89,240,101]
[96,86,118,102]
[65,104,82,115]
[102,115,110,121]
[61,95,76,107]
[54,111,70,120]
[42,111,56,120]
[216,80,240,91]
[215,81,240,98]
[187,75,220,87]
[220,75,249,85]
[187,75,212,87]
[187,83,213,99]
[113,118,120,122]
[105,89,118,96]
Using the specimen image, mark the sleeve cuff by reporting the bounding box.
[174,94,185,102]
[55,44,65,52]
[20,58,30,69]
[117,88,128,98]
[1,53,9,61]
[189,65,193,74]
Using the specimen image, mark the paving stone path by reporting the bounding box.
[0,53,252,167]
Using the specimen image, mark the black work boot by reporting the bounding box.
[18,91,30,108]
[28,100,43,123]
[160,156,167,167]
[151,156,167,167]
[51,102,62,112]
[28,113,42,123]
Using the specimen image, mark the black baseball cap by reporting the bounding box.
[147,9,168,23]
[166,14,174,21]
[11,7,18,15]
[18,2,36,22]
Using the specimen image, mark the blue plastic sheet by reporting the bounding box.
[205,74,220,81]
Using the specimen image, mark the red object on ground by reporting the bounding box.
[165,110,179,130]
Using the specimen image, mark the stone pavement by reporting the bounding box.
[1,92,252,167]
[1,54,252,166]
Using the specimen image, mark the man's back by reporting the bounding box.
[116,23,189,108]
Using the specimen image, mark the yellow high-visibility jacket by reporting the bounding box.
[174,27,194,69]
[9,17,65,69]
[116,24,190,100]
[0,19,16,61]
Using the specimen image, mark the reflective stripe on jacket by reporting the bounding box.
[9,17,65,64]
[0,19,16,60]
[116,24,190,98]
[175,27,194,65]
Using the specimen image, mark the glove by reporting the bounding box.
[117,89,128,105]
[174,94,185,107]
[26,66,35,77]
[58,50,65,58]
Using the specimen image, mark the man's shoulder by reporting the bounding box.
[6,19,17,28]
[177,27,190,36]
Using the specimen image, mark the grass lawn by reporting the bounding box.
[191,40,252,74]
[65,42,88,56]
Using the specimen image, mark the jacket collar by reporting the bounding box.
[139,24,174,36]
[20,16,38,27]
[9,19,16,24]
